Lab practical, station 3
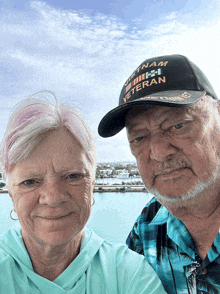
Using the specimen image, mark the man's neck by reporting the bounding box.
[183,213,220,260]
[161,189,220,260]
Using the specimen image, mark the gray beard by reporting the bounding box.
[147,162,220,203]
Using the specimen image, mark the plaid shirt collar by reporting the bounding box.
[148,198,220,261]
[148,199,199,259]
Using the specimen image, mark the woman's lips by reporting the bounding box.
[37,212,73,220]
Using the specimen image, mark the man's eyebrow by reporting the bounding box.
[126,125,149,140]
[126,121,142,131]
[125,114,145,127]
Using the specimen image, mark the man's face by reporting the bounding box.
[126,100,220,202]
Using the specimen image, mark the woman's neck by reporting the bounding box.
[22,231,83,281]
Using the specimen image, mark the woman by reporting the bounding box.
[0,94,166,293]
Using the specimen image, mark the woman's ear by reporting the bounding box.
[8,191,13,200]
[8,191,16,212]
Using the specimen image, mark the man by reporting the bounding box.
[98,54,220,294]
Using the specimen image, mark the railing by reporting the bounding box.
[93,184,146,193]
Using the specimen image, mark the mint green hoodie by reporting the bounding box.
[0,226,166,294]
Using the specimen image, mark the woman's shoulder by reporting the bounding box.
[0,225,22,244]
[84,228,167,293]
[100,237,147,267]
[0,227,19,265]
[0,225,24,263]
[84,227,147,267]
[0,244,11,263]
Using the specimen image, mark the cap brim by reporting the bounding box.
[98,90,206,137]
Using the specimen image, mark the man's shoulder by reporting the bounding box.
[138,197,162,224]
[126,197,166,252]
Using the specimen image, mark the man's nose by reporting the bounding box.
[149,132,177,162]
[39,180,69,206]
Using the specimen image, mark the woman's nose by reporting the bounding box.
[39,180,69,206]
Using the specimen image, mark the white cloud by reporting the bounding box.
[1,1,220,162]
[162,11,178,21]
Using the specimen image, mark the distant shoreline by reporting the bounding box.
[0,189,8,194]
[0,185,147,194]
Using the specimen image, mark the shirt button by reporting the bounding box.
[201,268,208,275]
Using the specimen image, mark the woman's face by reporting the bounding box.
[8,128,95,246]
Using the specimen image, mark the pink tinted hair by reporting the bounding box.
[0,95,96,180]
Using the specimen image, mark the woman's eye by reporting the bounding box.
[23,180,35,186]
[66,173,84,184]
[68,174,83,180]
[22,179,36,186]
[174,123,184,130]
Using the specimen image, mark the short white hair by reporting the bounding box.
[0,93,97,180]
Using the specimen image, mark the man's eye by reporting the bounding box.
[69,174,78,179]
[174,123,184,130]
[134,136,144,142]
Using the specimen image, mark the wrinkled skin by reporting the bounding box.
[126,100,220,210]
[126,99,220,259]
[8,128,95,249]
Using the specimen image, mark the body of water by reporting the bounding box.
[0,191,153,244]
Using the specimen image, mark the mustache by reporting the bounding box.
[154,159,192,177]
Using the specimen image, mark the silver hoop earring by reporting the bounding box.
[92,198,95,206]
[10,209,18,221]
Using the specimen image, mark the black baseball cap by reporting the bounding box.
[98,54,218,138]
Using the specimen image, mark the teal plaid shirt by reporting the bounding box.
[126,197,220,294]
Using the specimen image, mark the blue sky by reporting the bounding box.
[0,0,193,22]
[1,0,220,162]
